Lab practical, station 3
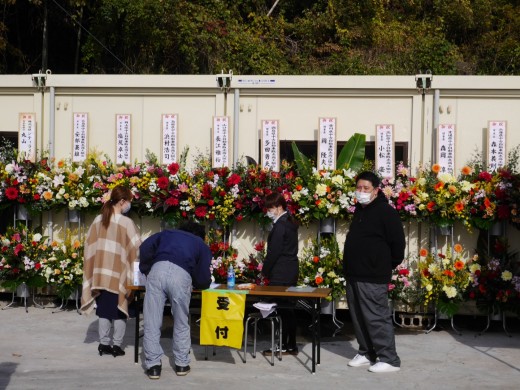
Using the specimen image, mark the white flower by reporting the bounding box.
[460,180,473,192]
[74,166,85,177]
[342,168,356,179]
[331,175,344,186]
[315,183,328,197]
[52,174,66,188]
[442,285,458,299]
[79,197,89,208]
[328,204,340,214]
[5,163,14,174]
[291,191,301,201]
[32,233,42,242]
[437,173,456,183]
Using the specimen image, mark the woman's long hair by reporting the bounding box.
[264,192,298,225]
[101,186,133,228]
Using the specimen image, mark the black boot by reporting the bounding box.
[98,344,114,357]
[112,345,125,357]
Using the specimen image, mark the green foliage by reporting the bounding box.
[291,141,313,181]
[337,133,366,172]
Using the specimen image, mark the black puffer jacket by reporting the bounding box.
[343,192,406,284]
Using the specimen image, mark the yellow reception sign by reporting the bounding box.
[200,290,247,349]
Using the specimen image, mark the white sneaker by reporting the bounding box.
[368,362,400,373]
[348,354,371,367]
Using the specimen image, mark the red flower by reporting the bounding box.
[5,187,19,200]
[201,183,212,199]
[195,206,207,218]
[167,162,180,176]
[254,241,265,252]
[209,243,220,254]
[315,276,324,285]
[33,193,40,201]
[208,199,215,206]
[478,171,493,182]
[398,268,410,276]
[235,214,243,221]
[443,270,455,278]
[157,176,169,190]
[165,197,179,206]
[313,256,320,264]
[14,243,24,256]
[35,262,41,270]
[226,173,241,187]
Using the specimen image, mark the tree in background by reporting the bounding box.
[0,0,518,75]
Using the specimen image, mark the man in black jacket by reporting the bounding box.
[343,171,406,373]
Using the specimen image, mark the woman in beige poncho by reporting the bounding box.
[81,185,141,357]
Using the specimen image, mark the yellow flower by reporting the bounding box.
[502,271,513,281]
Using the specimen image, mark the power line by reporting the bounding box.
[51,0,134,73]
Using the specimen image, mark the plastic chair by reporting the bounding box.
[243,312,282,366]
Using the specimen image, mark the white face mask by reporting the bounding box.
[355,191,373,205]
[122,202,131,214]
[266,211,277,221]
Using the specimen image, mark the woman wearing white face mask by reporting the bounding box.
[261,192,299,355]
[343,171,406,373]
[81,185,141,358]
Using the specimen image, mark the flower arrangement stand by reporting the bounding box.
[320,299,344,337]
[52,286,81,315]
[392,303,435,330]
[1,283,44,313]
[477,311,512,338]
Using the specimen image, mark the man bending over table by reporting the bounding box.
[139,221,212,380]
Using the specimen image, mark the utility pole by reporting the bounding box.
[41,0,48,71]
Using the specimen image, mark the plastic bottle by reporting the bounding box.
[227,264,235,288]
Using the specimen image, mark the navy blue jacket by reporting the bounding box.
[139,229,212,289]
[343,192,406,284]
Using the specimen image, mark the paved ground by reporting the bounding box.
[0,296,519,390]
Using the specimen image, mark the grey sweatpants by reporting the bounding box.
[346,280,401,367]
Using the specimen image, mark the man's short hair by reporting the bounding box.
[356,171,381,188]
[178,221,206,240]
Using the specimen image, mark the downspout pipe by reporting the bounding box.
[49,86,55,159]
[47,86,55,241]
[432,89,440,164]
[233,87,240,167]
[231,87,240,245]
[430,89,441,255]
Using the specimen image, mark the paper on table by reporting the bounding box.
[133,262,146,286]
[209,282,220,289]
[286,286,315,292]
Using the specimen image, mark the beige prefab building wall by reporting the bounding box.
[1,74,520,258]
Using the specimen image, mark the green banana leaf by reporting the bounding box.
[291,141,313,180]
[337,133,366,171]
